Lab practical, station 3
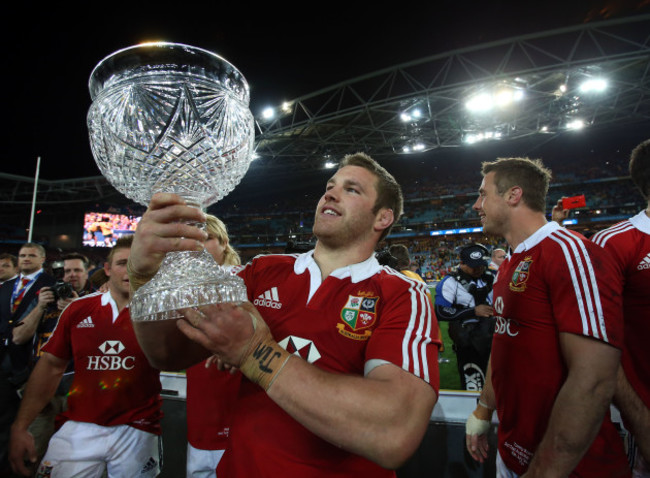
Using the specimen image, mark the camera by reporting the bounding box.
[52,280,75,300]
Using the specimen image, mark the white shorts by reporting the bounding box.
[632,445,650,478]
[496,451,521,478]
[186,443,225,478]
[37,421,161,478]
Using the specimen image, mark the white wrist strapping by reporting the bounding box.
[466,412,491,435]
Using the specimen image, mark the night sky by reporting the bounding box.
[3,1,648,182]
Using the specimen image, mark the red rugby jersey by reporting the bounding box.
[491,222,629,477]
[225,252,440,478]
[43,292,162,434]
[592,210,650,409]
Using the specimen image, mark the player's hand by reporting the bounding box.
[36,287,54,310]
[178,301,290,390]
[9,427,37,476]
[205,354,239,374]
[56,290,79,311]
[177,301,262,366]
[551,197,570,224]
[128,193,208,289]
[475,304,494,317]
[465,407,492,463]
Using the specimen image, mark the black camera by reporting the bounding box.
[52,280,75,300]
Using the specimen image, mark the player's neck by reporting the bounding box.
[108,287,130,312]
[504,210,548,252]
[313,241,376,280]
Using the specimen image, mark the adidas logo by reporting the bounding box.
[637,253,650,271]
[253,287,282,309]
[77,317,94,328]
[140,457,158,474]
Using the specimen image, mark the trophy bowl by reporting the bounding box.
[87,42,255,321]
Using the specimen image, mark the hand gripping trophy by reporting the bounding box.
[87,42,255,321]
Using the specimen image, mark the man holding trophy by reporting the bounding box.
[129,153,440,477]
[21,42,439,477]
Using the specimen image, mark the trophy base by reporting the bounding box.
[129,250,247,322]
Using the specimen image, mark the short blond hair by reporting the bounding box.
[481,157,551,213]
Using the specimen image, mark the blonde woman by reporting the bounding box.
[185,215,241,478]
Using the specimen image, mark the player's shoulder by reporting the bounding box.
[61,291,104,316]
[242,253,299,270]
[591,219,637,248]
[375,266,430,295]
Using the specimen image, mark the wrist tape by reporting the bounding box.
[466,411,491,436]
[239,312,292,391]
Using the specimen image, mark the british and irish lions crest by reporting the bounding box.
[87,43,255,321]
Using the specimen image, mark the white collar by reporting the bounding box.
[512,221,561,253]
[630,210,650,234]
[101,290,121,322]
[294,250,381,303]
[294,250,381,283]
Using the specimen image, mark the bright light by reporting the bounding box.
[466,93,493,112]
[413,143,425,151]
[566,119,585,130]
[262,107,274,120]
[324,161,337,169]
[579,78,607,93]
[401,113,411,122]
[412,109,422,118]
[540,125,549,133]
[495,89,514,107]
[559,84,567,93]
[281,102,292,113]
[513,90,524,101]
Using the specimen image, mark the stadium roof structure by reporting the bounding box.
[2,14,650,219]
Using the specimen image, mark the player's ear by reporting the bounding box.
[375,208,394,232]
[506,186,523,206]
[103,261,111,277]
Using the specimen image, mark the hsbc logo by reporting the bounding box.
[493,296,518,337]
[494,297,504,315]
[87,340,135,370]
[98,340,125,354]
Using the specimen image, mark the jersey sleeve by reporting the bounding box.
[546,230,624,348]
[40,303,74,360]
[365,272,441,392]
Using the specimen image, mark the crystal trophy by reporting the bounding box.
[87,42,254,321]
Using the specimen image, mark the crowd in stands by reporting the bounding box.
[0,148,643,284]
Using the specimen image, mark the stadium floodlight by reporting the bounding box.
[566,118,586,130]
[579,78,607,93]
[281,102,292,114]
[262,107,275,120]
[401,113,412,122]
[466,93,493,112]
[324,161,337,169]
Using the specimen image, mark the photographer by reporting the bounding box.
[434,243,495,391]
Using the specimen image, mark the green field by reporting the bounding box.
[429,285,462,390]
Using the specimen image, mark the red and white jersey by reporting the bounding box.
[185,361,240,450]
[592,210,650,409]
[491,222,629,477]
[226,252,440,478]
[42,291,162,435]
